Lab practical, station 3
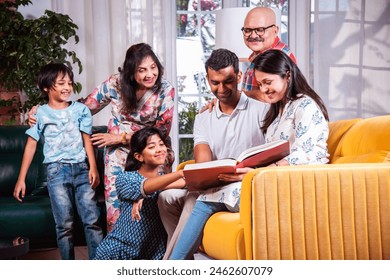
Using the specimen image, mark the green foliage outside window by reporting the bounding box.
[178,101,198,162]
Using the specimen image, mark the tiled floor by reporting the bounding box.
[18,246,210,260]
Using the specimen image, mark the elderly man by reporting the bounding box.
[241,7,297,97]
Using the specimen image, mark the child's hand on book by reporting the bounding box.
[217,167,254,182]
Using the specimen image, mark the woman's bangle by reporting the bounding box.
[121,132,127,145]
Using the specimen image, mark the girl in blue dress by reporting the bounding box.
[94,127,185,259]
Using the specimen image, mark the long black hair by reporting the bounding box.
[118,43,164,113]
[124,126,167,171]
[252,49,329,134]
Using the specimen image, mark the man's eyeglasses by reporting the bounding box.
[241,24,275,37]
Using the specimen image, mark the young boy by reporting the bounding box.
[13,63,103,260]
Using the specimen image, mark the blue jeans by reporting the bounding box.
[169,200,229,260]
[47,162,103,260]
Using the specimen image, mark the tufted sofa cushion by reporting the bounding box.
[0,126,46,197]
[0,125,107,249]
[0,126,56,247]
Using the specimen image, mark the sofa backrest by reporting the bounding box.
[328,115,390,164]
[0,126,46,197]
[327,118,361,162]
[0,125,108,198]
[91,126,107,202]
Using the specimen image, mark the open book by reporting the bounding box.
[183,139,290,191]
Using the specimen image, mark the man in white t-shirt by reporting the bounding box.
[158,48,268,259]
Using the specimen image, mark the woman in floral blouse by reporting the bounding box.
[250,49,329,166]
[83,43,175,232]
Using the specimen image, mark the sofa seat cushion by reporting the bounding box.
[332,115,390,164]
[202,212,245,260]
[0,196,56,240]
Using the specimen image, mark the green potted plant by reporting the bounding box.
[0,0,82,124]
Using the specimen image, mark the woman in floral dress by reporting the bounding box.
[84,43,175,232]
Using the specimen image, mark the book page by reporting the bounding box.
[183,158,237,170]
[236,139,288,162]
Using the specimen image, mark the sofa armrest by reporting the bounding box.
[240,163,390,260]
[176,160,195,171]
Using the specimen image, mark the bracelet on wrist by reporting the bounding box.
[121,132,127,145]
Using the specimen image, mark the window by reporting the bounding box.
[176,0,290,162]
[310,0,390,120]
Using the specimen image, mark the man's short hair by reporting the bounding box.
[205,48,239,74]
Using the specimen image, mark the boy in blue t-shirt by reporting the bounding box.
[13,63,103,259]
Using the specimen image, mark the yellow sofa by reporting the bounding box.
[181,115,390,260]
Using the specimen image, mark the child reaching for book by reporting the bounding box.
[94,127,185,260]
[13,63,103,260]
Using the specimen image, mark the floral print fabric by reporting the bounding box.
[265,95,329,165]
[84,74,175,231]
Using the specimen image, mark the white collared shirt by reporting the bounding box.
[193,92,268,207]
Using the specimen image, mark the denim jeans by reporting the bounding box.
[169,200,229,260]
[46,161,103,260]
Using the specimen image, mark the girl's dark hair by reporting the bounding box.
[125,126,167,171]
[37,63,74,102]
[205,48,239,74]
[118,43,164,113]
[252,49,329,134]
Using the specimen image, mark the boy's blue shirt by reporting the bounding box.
[26,101,92,164]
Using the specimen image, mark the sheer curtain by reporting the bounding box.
[310,0,390,121]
